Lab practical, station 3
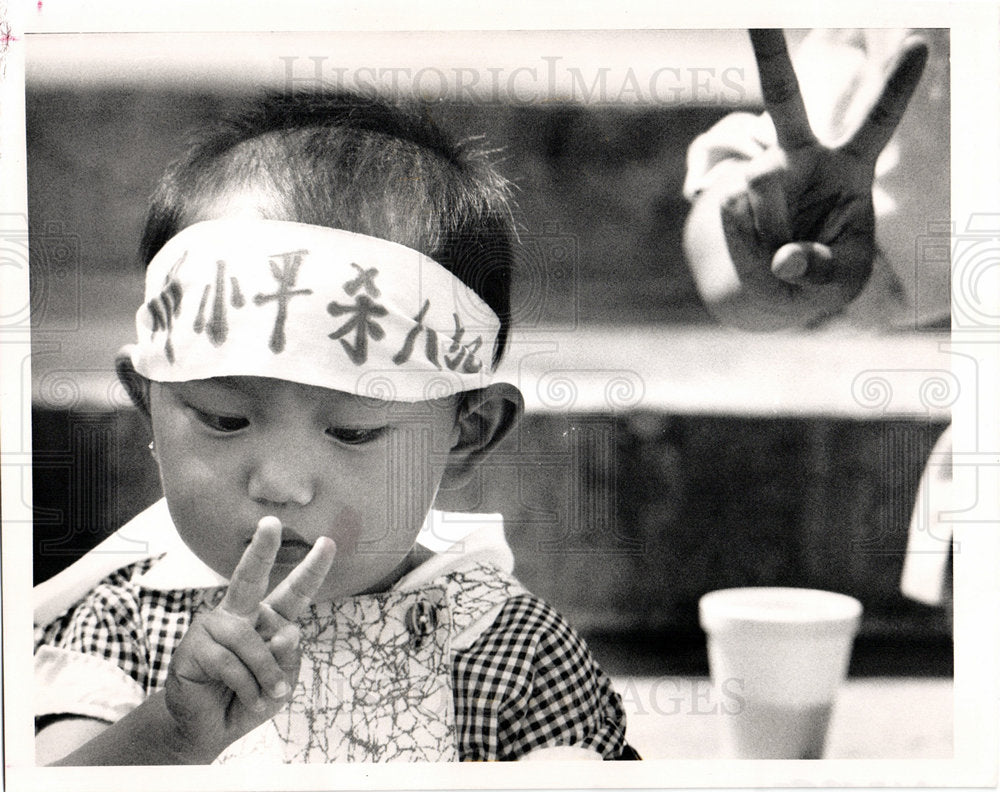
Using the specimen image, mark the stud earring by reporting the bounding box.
[148,440,156,453]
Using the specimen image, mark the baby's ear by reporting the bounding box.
[114,348,151,418]
[440,383,523,490]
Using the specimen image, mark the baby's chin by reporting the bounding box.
[320,550,426,602]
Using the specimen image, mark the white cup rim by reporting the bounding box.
[699,587,863,635]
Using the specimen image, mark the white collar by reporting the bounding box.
[134,509,512,593]
[34,498,508,625]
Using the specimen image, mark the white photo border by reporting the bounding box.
[2,1,997,790]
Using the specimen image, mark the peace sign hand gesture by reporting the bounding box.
[682,29,929,330]
[164,517,336,761]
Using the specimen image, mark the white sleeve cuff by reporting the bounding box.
[682,112,776,201]
[35,645,145,723]
[519,745,605,761]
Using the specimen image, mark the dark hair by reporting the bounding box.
[140,91,516,366]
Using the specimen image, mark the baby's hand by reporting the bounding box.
[683,29,928,330]
[164,517,336,760]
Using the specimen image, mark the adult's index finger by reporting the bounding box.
[265,537,337,621]
[220,516,282,618]
[749,29,815,149]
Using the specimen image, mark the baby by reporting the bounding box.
[34,91,632,764]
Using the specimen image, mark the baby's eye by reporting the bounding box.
[326,426,388,446]
[192,409,249,433]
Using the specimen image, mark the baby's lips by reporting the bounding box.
[245,515,338,559]
[278,526,311,547]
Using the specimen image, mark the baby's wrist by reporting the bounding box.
[148,690,226,765]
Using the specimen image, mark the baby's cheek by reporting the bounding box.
[172,454,246,504]
[330,505,362,556]
[162,472,247,570]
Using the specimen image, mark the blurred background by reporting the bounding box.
[27,30,952,680]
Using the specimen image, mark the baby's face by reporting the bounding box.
[148,376,461,602]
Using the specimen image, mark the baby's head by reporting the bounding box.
[117,91,523,601]
[140,91,516,367]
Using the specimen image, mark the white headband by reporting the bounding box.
[127,219,500,402]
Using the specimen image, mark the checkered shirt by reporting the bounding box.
[35,560,628,760]
[453,593,627,760]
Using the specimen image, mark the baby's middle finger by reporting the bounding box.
[264,536,337,622]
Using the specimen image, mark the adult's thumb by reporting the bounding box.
[771,241,834,284]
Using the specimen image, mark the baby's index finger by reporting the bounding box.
[264,537,337,621]
[220,516,282,618]
[749,29,815,150]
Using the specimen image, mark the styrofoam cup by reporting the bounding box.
[699,587,862,759]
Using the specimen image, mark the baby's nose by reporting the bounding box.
[247,445,316,507]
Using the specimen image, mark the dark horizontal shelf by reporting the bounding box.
[583,629,953,679]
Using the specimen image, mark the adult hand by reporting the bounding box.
[682,29,928,330]
[164,516,336,760]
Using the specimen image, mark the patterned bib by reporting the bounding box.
[214,564,524,763]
